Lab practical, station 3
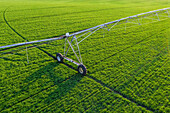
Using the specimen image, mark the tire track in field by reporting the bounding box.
[39,30,167,112]
[3,8,55,57]
[4,6,169,83]
[3,7,169,112]
[38,51,166,112]
[38,50,165,112]
[4,4,169,85]
[1,8,79,112]
[3,8,28,41]
[3,8,77,70]
[85,52,168,113]
[0,74,75,112]
[86,75,155,112]
[84,29,170,112]
[4,44,165,112]
[0,21,163,81]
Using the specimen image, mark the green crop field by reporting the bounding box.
[0,0,170,112]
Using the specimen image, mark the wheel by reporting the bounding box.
[56,53,63,63]
[78,64,87,75]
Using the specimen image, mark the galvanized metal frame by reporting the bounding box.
[61,8,170,65]
[1,7,169,50]
[0,7,170,65]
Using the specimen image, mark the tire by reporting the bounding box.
[78,64,87,75]
[56,53,63,63]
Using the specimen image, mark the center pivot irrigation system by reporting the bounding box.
[0,8,170,75]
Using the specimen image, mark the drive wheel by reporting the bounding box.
[78,64,87,75]
[56,53,63,63]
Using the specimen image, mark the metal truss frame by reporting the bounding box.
[62,8,170,66]
[0,8,170,74]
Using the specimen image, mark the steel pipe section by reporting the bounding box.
[0,36,66,50]
[68,7,170,37]
[0,7,169,50]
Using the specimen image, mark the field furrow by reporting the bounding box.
[0,0,169,112]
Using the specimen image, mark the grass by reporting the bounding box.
[0,0,170,112]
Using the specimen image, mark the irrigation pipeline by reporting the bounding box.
[0,7,169,113]
[0,7,170,50]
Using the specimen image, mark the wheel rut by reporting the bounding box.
[3,8,77,71]
[3,7,169,113]
[86,75,155,112]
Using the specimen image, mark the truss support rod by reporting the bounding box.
[66,39,81,63]
[105,25,110,31]
[65,36,74,56]
[109,20,120,31]
[103,27,105,38]
[144,17,159,20]
[75,36,82,63]
[77,30,92,40]
[64,38,67,56]
[26,45,29,64]
[129,16,141,25]
[78,26,103,44]
[156,13,160,21]
[137,17,141,25]
[125,20,128,31]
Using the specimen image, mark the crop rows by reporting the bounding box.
[4,3,168,41]
[0,0,170,112]
[85,26,169,112]
[1,76,152,113]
